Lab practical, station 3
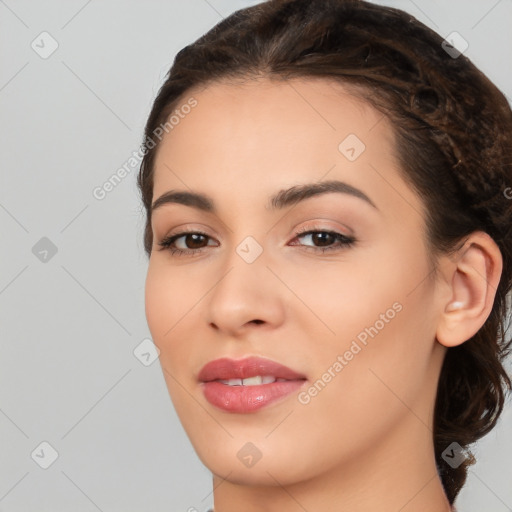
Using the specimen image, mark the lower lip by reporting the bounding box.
[201,380,307,413]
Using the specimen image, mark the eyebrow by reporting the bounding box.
[151,179,378,214]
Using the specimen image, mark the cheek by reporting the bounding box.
[144,260,213,395]
[145,262,190,374]
[284,297,435,478]
[270,246,404,353]
[285,238,436,407]
[144,260,200,340]
[144,264,196,408]
[144,263,169,342]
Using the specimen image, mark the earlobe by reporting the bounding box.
[436,232,503,348]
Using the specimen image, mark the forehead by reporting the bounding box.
[151,77,423,222]
[156,77,393,162]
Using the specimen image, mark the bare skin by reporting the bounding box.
[144,77,502,512]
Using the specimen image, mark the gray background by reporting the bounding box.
[0,1,511,511]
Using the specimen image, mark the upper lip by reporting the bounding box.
[198,356,307,382]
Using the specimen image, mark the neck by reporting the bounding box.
[210,412,452,512]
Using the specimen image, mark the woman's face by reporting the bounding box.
[145,77,448,485]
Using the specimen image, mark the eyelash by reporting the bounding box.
[158,226,356,257]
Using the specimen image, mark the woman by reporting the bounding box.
[137,0,512,510]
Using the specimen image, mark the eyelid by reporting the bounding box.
[160,223,216,239]
[289,224,356,248]
[159,220,352,243]
[157,222,357,257]
[292,219,354,238]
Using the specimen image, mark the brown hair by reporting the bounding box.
[137,0,512,504]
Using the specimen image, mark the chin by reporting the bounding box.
[193,438,317,487]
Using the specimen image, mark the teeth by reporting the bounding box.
[219,378,243,386]
[240,376,265,386]
[218,375,281,386]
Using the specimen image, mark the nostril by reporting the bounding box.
[250,319,264,325]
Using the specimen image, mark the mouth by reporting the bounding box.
[198,356,308,413]
[216,375,291,386]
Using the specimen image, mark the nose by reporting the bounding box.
[205,247,286,337]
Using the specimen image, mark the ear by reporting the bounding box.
[436,231,503,348]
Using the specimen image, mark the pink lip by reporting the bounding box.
[198,356,307,413]
[198,356,306,382]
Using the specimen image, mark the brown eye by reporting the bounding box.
[182,233,209,249]
[290,228,356,254]
[309,232,336,247]
[158,230,218,256]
